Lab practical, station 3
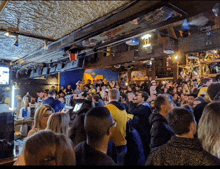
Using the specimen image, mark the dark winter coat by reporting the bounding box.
[193,102,208,124]
[130,103,152,159]
[149,112,174,150]
[124,119,146,166]
[146,136,220,166]
[75,141,116,166]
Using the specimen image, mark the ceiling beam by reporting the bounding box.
[166,26,177,40]
[0,1,8,15]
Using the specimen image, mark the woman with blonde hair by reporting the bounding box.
[46,113,70,135]
[27,104,55,137]
[198,101,220,158]
[14,130,76,165]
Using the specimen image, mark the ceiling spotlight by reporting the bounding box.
[4,32,9,36]
[174,56,178,60]
[5,32,17,37]
[44,40,48,50]
[14,37,19,47]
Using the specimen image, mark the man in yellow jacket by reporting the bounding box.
[105,89,133,165]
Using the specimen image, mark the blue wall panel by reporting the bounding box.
[85,69,119,82]
[60,69,85,89]
[60,68,118,90]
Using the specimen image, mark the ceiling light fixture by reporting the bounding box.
[163,38,175,54]
[114,64,121,69]
[4,32,17,37]
[44,40,48,50]
[14,36,19,47]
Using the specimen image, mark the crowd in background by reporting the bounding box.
[14,74,220,166]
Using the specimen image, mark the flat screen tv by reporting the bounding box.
[0,66,10,86]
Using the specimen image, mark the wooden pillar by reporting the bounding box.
[127,71,131,84]
[173,62,178,81]
[151,61,156,80]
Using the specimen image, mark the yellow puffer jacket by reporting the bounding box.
[106,102,133,146]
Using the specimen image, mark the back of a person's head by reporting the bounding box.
[34,104,55,129]
[48,90,55,96]
[213,91,220,101]
[84,107,113,142]
[92,94,100,102]
[215,74,220,82]
[68,107,90,147]
[198,101,220,156]
[24,130,75,165]
[182,104,193,113]
[202,78,212,85]
[167,107,195,135]
[194,97,205,103]
[154,94,168,112]
[109,89,120,101]
[46,113,70,135]
[120,93,128,102]
[80,100,93,110]
[86,95,92,101]
[207,82,220,100]
[193,101,208,124]
[139,91,149,101]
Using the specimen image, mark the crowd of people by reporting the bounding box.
[14,74,220,166]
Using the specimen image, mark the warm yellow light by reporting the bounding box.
[4,32,16,37]
[141,34,151,40]
[143,44,151,48]
[174,56,178,60]
[4,32,9,36]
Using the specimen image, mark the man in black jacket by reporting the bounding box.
[149,94,174,150]
[146,108,220,166]
[74,107,116,166]
[131,91,152,159]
